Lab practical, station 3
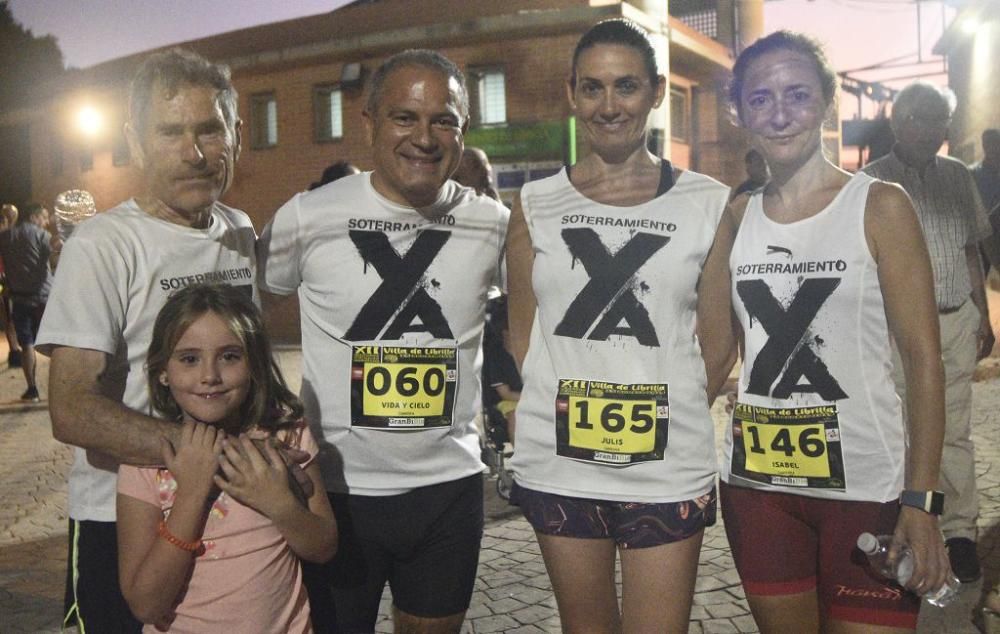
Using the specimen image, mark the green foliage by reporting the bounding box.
[0,1,64,109]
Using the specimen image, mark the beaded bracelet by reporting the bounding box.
[158,520,204,555]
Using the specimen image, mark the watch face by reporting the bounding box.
[902,490,944,515]
[929,491,945,515]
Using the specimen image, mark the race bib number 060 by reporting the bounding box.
[555,379,668,466]
[350,345,457,430]
[730,402,845,490]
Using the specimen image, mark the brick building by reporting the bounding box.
[933,0,1000,164]
[1,0,763,339]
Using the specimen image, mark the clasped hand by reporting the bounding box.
[214,434,299,518]
[161,421,225,500]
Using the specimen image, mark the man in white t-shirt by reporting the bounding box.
[258,50,508,633]
[36,49,256,632]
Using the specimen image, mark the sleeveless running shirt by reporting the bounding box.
[722,172,906,503]
[510,167,729,503]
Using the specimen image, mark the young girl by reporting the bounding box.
[116,283,337,632]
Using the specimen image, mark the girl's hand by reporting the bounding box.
[160,421,224,500]
[214,434,297,518]
[250,438,312,504]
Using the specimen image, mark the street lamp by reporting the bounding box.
[75,105,104,139]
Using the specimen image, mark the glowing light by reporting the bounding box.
[960,17,980,36]
[76,105,103,138]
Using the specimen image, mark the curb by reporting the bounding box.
[0,399,48,414]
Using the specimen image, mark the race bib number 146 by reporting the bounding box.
[730,402,846,490]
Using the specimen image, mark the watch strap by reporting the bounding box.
[899,489,945,515]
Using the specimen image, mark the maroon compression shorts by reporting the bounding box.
[720,482,920,629]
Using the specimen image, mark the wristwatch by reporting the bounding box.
[899,489,945,515]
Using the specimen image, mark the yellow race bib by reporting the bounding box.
[554,379,668,466]
[350,345,458,429]
[730,402,845,489]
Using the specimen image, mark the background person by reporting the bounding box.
[863,81,996,585]
[307,160,360,191]
[482,293,520,443]
[713,31,950,632]
[506,19,731,632]
[258,49,508,633]
[1,202,22,368]
[35,49,257,633]
[731,148,769,199]
[973,129,1000,275]
[0,203,16,230]
[973,129,1000,216]
[452,146,500,201]
[0,202,54,401]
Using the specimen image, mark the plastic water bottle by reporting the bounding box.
[53,189,96,242]
[856,532,960,607]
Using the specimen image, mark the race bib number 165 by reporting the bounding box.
[555,379,668,466]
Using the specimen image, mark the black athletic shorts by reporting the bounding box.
[307,473,484,632]
[12,301,43,347]
[63,519,142,633]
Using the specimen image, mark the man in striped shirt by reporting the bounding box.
[863,81,996,585]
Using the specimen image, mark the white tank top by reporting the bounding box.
[510,167,729,503]
[722,171,905,502]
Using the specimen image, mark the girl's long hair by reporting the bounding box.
[146,283,303,432]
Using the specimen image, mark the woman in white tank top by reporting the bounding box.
[506,18,732,632]
[704,30,952,633]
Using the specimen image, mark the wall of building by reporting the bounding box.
[26,87,134,215]
[227,32,581,231]
[945,22,1000,163]
[13,0,758,341]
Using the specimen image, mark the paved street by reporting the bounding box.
[3,343,1000,633]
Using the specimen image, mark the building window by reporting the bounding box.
[314,85,344,142]
[250,92,278,148]
[79,148,93,172]
[112,131,131,167]
[670,85,689,142]
[647,128,665,157]
[50,132,63,176]
[470,68,506,126]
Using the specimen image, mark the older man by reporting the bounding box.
[863,82,996,583]
[0,203,54,401]
[36,49,256,632]
[259,49,508,633]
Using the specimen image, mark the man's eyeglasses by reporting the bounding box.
[902,113,951,128]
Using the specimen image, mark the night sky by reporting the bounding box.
[9,0,954,120]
